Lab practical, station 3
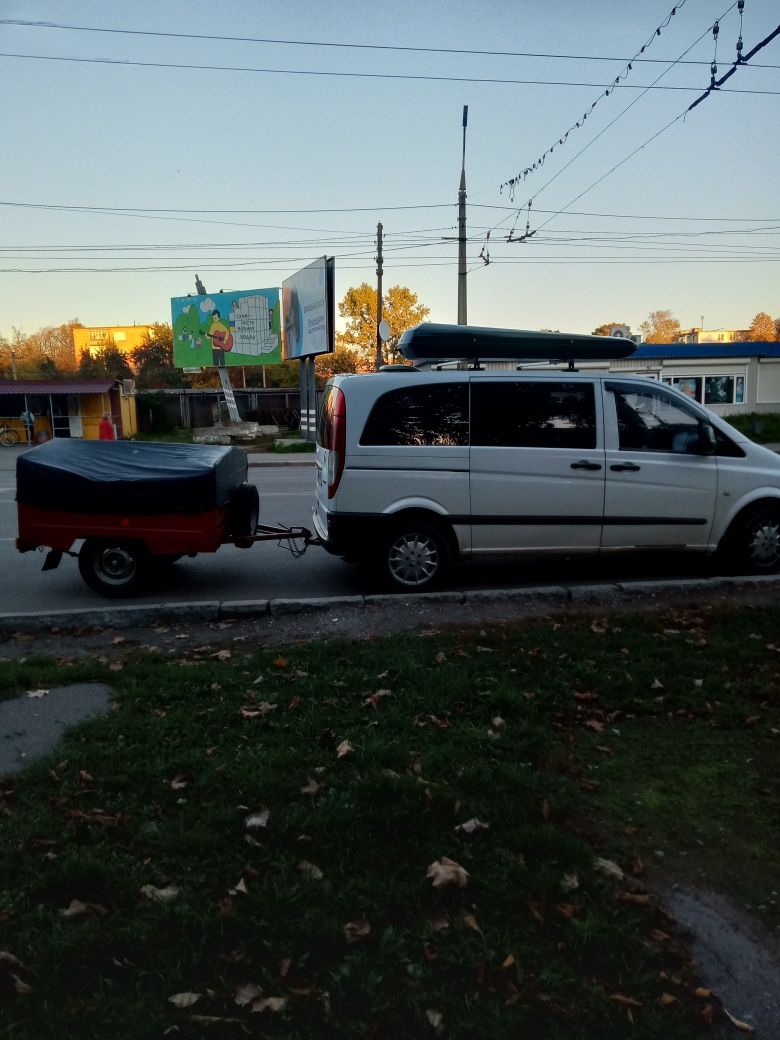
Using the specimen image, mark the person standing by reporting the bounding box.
[20,408,34,444]
[98,414,115,440]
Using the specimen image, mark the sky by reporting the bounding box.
[1,0,779,344]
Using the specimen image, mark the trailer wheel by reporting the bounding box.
[229,483,259,548]
[78,539,148,597]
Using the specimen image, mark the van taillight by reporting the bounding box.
[327,387,346,498]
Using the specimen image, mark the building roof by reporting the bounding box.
[0,380,116,395]
[631,340,780,361]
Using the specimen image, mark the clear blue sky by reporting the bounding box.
[1,0,778,342]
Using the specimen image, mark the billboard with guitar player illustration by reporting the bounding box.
[171,287,281,368]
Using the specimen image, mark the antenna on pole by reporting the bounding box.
[457,105,468,325]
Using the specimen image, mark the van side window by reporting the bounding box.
[471,381,597,449]
[610,385,701,453]
[360,384,469,446]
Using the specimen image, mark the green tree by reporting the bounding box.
[78,345,133,381]
[337,283,430,370]
[132,323,190,388]
[639,309,681,344]
[746,311,776,342]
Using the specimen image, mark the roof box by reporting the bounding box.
[398,323,636,363]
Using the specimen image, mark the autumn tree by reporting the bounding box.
[639,309,681,344]
[746,311,776,342]
[337,283,430,370]
[315,347,359,383]
[591,322,625,337]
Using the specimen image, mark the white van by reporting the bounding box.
[313,324,780,592]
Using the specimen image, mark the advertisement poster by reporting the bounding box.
[171,288,281,368]
[282,257,335,360]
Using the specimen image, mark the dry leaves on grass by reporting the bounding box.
[300,779,323,796]
[594,857,624,881]
[244,809,270,832]
[212,650,232,661]
[426,857,469,889]
[426,1008,445,1035]
[26,689,48,699]
[335,740,354,759]
[724,1009,755,1033]
[234,983,262,1006]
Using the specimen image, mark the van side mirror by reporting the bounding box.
[698,422,717,454]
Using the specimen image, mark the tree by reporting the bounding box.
[746,311,776,342]
[639,309,681,344]
[315,347,359,383]
[591,322,624,337]
[78,345,133,381]
[337,283,430,370]
[132,323,190,388]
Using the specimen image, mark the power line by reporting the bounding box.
[2,51,779,93]
[3,18,777,67]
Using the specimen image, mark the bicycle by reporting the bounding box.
[0,424,18,446]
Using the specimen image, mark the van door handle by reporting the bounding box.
[570,460,602,471]
[610,462,641,472]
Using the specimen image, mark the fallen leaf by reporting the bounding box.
[169,774,188,791]
[491,716,506,730]
[26,689,48,699]
[343,918,371,944]
[426,1008,445,1034]
[427,914,449,932]
[610,994,643,1008]
[300,779,323,796]
[111,636,125,645]
[454,818,489,836]
[584,719,604,732]
[234,982,263,1006]
[723,1009,755,1033]
[651,678,664,689]
[213,650,232,661]
[595,857,624,881]
[11,974,33,995]
[699,1004,715,1025]
[694,987,712,999]
[168,992,201,1008]
[140,884,180,904]
[335,740,354,759]
[60,899,108,918]
[0,952,24,971]
[273,657,289,668]
[648,928,671,943]
[463,914,481,932]
[560,871,580,893]
[298,860,323,881]
[659,992,678,1006]
[426,857,469,889]
[244,809,270,832]
[501,954,516,969]
[574,690,597,702]
[434,652,447,665]
[556,903,577,919]
[619,892,651,906]
[251,996,287,1013]
[228,878,248,896]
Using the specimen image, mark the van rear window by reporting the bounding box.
[360,384,469,446]
[471,381,597,449]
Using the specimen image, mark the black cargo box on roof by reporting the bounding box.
[16,439,247,516]
[398,323,636,363]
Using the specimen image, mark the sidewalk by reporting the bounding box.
[247,450,314,467]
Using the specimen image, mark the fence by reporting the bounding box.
[136,388,323,434]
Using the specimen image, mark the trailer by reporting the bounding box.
[15,439,313,597]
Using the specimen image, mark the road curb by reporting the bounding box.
[1,575,778,633]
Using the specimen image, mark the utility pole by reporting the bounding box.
[457,105,468,325]
[375,221,384,370]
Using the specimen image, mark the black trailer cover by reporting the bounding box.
[16,439,248,515]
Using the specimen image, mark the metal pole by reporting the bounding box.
[457,105,468,326]
[375,222,384,371]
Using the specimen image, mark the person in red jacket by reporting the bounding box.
[98,414,115,440]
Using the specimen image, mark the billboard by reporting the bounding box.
[171,288,281,368]
[282,256,335,360]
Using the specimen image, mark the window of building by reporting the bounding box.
[471,381,597,449]
[360,384,469,446]
[662,374,745,405]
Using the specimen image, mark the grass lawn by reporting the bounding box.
[1,605,778,1038]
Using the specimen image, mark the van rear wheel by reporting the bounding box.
[380,520,450,592]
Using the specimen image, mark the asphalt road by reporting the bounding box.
[1,442,739,611]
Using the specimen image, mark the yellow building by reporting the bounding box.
[0,379,137,440]
[72,325,156,368]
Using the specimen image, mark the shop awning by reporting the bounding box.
[0,380,116,395]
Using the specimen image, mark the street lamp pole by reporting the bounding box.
[457,105,468,326]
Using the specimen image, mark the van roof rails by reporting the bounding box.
[398,323,636,366]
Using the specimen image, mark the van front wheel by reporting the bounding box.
[380,521,450,592]
[730,506,780,574]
